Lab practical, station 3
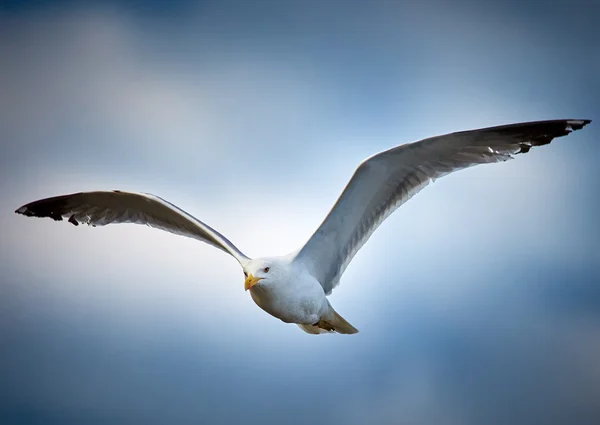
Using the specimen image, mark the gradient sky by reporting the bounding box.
[1,1,599,424]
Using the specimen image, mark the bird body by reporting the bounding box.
[246,257,325,325]
[15,119,591,334]
[244,257,357,333]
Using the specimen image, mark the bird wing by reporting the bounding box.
[15,190,250,266]
[293,119,591,294]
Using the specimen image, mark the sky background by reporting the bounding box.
[1,0,599,424]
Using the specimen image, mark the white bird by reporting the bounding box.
[15,119,591,334]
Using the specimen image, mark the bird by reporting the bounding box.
[15,119,591,334]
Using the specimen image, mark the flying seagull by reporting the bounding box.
[15,119,591,334]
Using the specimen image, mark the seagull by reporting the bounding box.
[15,119,591,334]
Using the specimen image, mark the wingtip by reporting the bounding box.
[567,119,592,131]
[15,205,29,215]
[14,200,65,221]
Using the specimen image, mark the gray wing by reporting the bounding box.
[15,190,250,265]
[293,119,591,295]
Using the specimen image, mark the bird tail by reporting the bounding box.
[296,305,359,335]
[327,308,359,334]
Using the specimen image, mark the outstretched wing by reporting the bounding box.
[15,190,250,265]
[294,119,591,294]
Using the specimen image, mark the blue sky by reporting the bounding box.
[1,1,599,424]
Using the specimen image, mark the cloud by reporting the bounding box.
[0,5,348,185]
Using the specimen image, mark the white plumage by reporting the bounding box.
[15,119,591,334]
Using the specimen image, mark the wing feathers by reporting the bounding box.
[294,119,591,294]
[15,190,250,265]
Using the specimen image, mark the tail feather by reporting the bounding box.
[328,309,359,334]
[296,306,359,335]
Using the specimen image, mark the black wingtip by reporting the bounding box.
[15,206,28,215]
[14,196,70,221]
[566,119,591,131]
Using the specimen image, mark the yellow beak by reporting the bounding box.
[244,274,263,291]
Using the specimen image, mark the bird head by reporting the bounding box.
[243,258,283,291]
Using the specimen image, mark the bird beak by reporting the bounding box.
[244,274,263,291]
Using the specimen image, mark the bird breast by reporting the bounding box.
[249,275,327,325]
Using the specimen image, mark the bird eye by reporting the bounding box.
[263,267,270,273]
